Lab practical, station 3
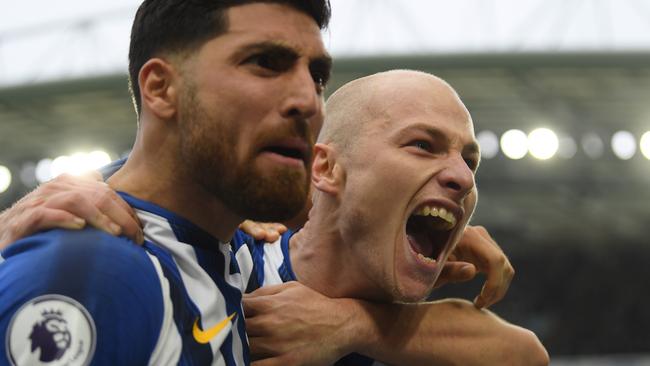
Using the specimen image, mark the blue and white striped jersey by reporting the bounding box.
[232,231,384,366]
[0,158,384,365]
[0,192,250,366]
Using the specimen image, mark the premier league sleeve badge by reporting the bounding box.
[5,294,96,366]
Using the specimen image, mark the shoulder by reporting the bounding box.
[1,228,161,289]
[0,228,165,365]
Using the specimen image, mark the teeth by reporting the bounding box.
[417,253,437,264]
[415,204,458,229]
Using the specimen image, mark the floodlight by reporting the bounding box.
[476,130,499,159]
[640,132,650,160]
[581,133,604,159]
[500,129,528,160]
[0,166,11,194]
[611,131,636,160]
[528,128,558,160]
[35,159,53,183]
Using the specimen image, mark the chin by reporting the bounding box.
[393,282,433,303]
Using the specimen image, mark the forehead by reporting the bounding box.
[223,3,327,54]
[370,83,476,145]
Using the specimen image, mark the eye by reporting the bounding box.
[310,65,330,95]
[410,140,433,152]
[243,52,293,73]
[464,157,479,172]
[312,73,327,94]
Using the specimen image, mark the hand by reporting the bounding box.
[0,172,143,251]
[239,220,288,242]
[243,282,356,366]
[435,225,514,309]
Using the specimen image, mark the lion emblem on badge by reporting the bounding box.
[29,309,72,362]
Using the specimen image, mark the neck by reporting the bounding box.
[289,201,381,300]
[107,120,242,242]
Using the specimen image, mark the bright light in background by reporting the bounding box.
[581,132,605,159]
[528,128,559,160]
[476,130,499,159]
[611,131,637,160]
[35,150,112,182]
[51,155,72,178]
[35,159,53,183]
[640,132,650,160]
[0,166,11,193]
[19,162,38,188]
[557,136,577,159]
[500,129,528,160]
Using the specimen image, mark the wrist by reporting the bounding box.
[335,298,386,356]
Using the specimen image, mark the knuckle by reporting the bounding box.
[94,190,114,208]
[495,254,507,266]
[64,192,85,207]
[56,173,73,183]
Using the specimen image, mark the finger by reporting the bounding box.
[242,297,265,317]
[435,262,476,288]
[262,230,280,243]
[260,223,288,234]
[245,282,297,297]
[252,356,282,366]
[239,220,267,240]
[35,209,87,232]
[45,193,122,237]
[249,337,281,359]
[474,261,514,308]
[13,208,86,241]
[94,191,143,244]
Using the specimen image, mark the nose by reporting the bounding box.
[437,154,476,201]
[279,67,321,121]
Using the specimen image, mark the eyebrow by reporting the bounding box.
[233,41,332,70]
[396,123,480,156]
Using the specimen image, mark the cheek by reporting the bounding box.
[465,189,478,216]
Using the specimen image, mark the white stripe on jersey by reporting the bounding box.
[137,209,244,366]
[218,242,247,366]
[235,245,254,291]
[261,238,286,285]
[146,252,182,365]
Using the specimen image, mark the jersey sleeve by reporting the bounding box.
[0,228,165,366]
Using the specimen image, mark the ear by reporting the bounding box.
[311,143,345,196]
[139,58,178,120]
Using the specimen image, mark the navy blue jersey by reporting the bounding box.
[0,192,249,366]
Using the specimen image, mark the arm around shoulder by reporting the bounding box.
[348,298,549,366]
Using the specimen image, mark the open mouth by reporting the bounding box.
[261,139,310,165]
[264,146,305,160]
[406,204,458,264]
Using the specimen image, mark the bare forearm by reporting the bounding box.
[351,298,549,366]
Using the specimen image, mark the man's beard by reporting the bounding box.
[178,87,310,223]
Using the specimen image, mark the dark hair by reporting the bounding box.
[128,0,331,116]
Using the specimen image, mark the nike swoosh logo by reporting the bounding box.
[192,312,237,344]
